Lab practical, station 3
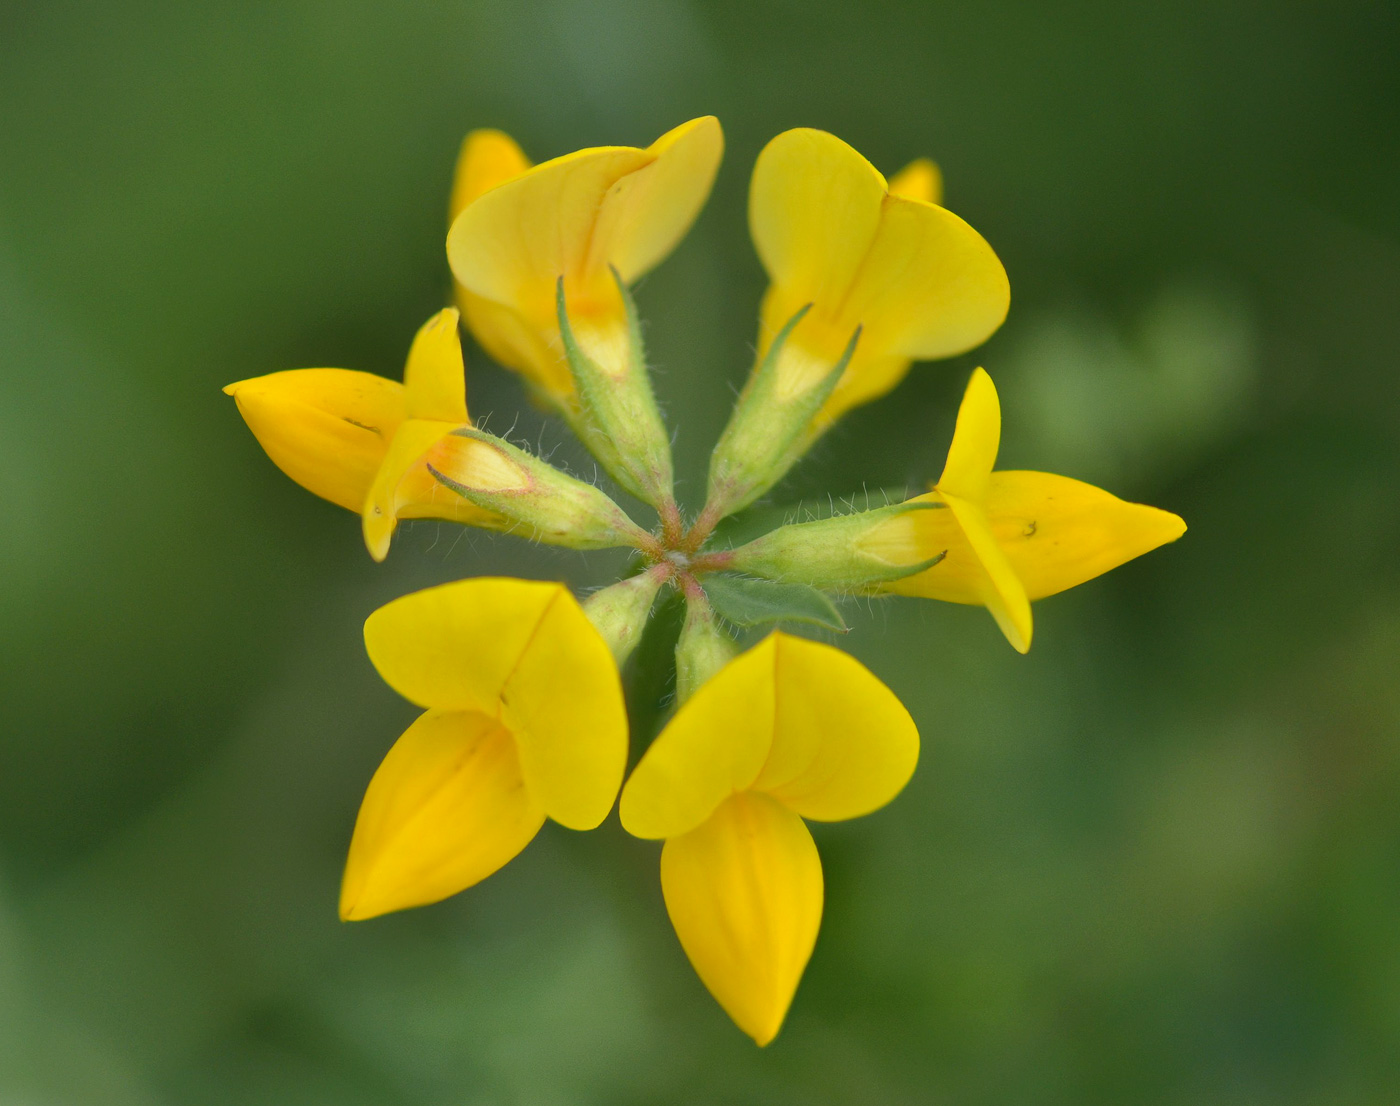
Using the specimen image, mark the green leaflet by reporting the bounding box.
[702,574,847,633]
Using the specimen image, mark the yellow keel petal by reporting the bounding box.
[223,368,404,512]
[339,709,545,921]
[986,471,1187,600]
[661,792,823,1046]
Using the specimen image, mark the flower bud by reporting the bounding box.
[674,592,738,704]
[426,428,650,550]
[557,272,676,511]
[727,500,947,591]
[582,567,669,665]
[704,305,859,520]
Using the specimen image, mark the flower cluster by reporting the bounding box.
[227,118,1185,1045]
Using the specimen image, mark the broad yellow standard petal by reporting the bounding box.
[661,792,822,1046]
[364,578,628,830]
[749,129,1008,424]
[591,116,724,284]
[621,633,919,838]
[887,157,943,206]
[937,367,999,502]
[223,369,405,511]
[749,636,919,821]
[339,709,545,921]
[449,129,531,223]
[447,118,722,403]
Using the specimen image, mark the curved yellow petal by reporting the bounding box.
[861,493,980,603]
[837,196,1009,362]
[223,368,404,512]
[661,792,822,1046]
[363,578,627,829]
[873,490,1033,652]
[597,115,723,282]
[749,128,888,313]
[402,308,468,424]
[457,291,572,404]
[449,128,531,223]
[750,635,919,822]
[938,367,1000,501]
[360,418,456,562]
[620,636,777,840]
[495,584,629,830]
[887,157,943,206]
[941,491,1033,653]
[620,633,918,838]
[339,709,545,921]
[364,576,568,710]
[985,471,1187,600]
[748,131,1006,427]
[447,145,655,329]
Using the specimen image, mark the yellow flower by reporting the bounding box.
[862,368,1188,653]
[620,633,918,1045]
[341,577,629,921]
[224,308,510,561]
[749,128,1009,429]
[447,117,723,411]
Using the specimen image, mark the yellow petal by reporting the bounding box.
[887,157,943,206]
[363,578,627,830]
[942,491,1034,653]
[620,636,775,840]
[620,633,918,838]
[456,290,573,405]
[871,490,1036,651]
[984,471,1187,600]
[835,196,1009,362]
[749,635,919,821]
[339,709,545,920]
[748,131,1007,426]
[757,284,913,421]
[360,418,456,562]
[749,128,888,315]
[447,144,656,330]
[594,115,723,283]
[449,128,531,224]
[661,791,822,1046]
[402,308,468,423]
[223,368,404,512]
[937,367,1000,501]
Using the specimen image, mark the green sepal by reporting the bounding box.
[582,568,667,666]
[702,574,847,633]
[704,305,861,520]
[674,592,738,704]
[556,273,675,509]
[430,427,649,550]
[727,499,949,591]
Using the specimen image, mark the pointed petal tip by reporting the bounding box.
[361,510,393,562]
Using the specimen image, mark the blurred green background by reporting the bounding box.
[2,1,1398,1102]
